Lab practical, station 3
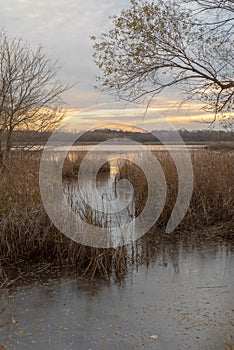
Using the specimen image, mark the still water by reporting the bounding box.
[14,144,207,152]
[1,148,233,349]
[0,231,233,350]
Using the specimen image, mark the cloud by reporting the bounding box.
[0,0,128,85]
[63,103,221,132]
[0,0,221,129]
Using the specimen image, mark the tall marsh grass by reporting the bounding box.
[0,150,233,277]
[120,151,234,229]
[0,154,127,277]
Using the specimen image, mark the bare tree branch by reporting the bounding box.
[0,30,71,154]
[92,0,233,124]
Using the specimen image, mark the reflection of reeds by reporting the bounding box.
[0,151,233,278]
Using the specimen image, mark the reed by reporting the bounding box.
[0,150,233,277]
[0,154,127,277]
[119,150,234,229]
[62,151,110,178]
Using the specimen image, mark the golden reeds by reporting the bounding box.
[119,151,234,229]
[0,150,233,277]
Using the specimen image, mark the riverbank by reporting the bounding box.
[1,219,233,283]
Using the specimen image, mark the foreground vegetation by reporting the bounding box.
[0,150,233,278]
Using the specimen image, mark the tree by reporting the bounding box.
[0,30,70,155]
[220,114,234,130]
[188,0,234,14]
[92,0,234,122]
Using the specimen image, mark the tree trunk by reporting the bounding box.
[6,130,12,157]
[0,139,2,166]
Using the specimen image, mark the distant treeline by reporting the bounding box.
[2,128,234,145]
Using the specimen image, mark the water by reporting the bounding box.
[63,157,136,247]
[0,232,233,350]
[67,144,206,152]
[13,144,207,152]
[1,148,233,349]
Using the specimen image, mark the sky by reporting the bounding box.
[0,0,222,131]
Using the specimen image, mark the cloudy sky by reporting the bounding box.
[0,0,219,131]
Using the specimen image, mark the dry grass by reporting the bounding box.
[205,141,234,152]
[63,151,110,178]
[0,154,127,278]
[119,151,234,229]
[0,150,233,277]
